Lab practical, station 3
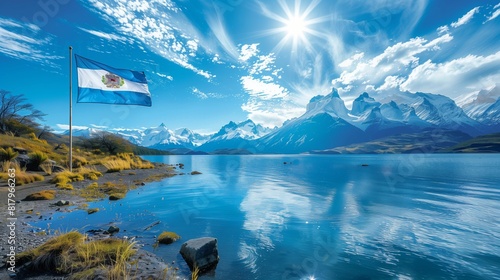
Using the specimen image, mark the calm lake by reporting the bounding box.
[35,154,500,279]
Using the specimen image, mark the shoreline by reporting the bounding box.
[0,163,184,279]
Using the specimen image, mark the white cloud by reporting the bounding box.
[86,0,215,79]
[485,4,500,22]
[192,87,224,99]
[451,7,480,28]
[338,52,364,68]
[78,27,127,42]
[437,25,449,35]
[401,51,500,98]
[333,34,453,91]
[192,88,208,99]
[377,76,405,91]
[205,7,239,60]
[0,18,62,66]
[155,72,173,81]
[239,44,260,62]
[240,76,288,100]
[241,99,303,128]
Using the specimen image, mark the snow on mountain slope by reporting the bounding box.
[198,120,274,152]
[351,92,381,116]
[459,85,500,124]
[304,88,350,119]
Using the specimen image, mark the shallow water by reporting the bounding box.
[35,154,500,279]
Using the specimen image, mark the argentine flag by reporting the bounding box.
[75,55,152,106]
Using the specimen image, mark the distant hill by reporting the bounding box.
[442,133,500,153]
[310,129,472,154]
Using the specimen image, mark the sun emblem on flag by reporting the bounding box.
[101,73,125,88]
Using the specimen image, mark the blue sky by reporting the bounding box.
[0,0,499,133]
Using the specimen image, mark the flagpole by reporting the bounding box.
[69,46,73,172]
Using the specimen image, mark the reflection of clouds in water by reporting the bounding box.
[238,179,337,272]
[238,181,312,270]
[338,181,500,277]
[237,241,259,273]
[240,181,311,247]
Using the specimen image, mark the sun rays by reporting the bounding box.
[258,0,328,56]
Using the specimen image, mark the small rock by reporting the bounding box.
[55,200,70,206]
[107,226,120,235]
[180,237,219,273]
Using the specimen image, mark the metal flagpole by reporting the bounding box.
[69,46,73,172]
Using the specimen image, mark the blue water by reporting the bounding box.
[35,154,500,279]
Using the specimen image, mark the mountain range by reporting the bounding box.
[65,85,500,154]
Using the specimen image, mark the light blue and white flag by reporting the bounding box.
[75,54,152,106]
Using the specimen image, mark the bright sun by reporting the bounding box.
[286,16,307,37]
[259,0,326,55]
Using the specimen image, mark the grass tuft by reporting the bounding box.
[0,147,18,161]
[18,231,137,279]
[57,184,74,191]
[1,161,45,185]
[109,193,125,200]
[23,190,56,201]
[51,171,85,186]
[28,151,48,170]
[87,208,99,214]
[157,232,181,245]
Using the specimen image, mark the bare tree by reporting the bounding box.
[0,90,46,134]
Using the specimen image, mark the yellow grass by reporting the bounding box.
[87,208,99,214]
[103,159,131,173]
[191,266,200,280]
[0,161,44,185]
[57,184,74,191]
[101,153,154,173]
[0,147,18,161]
[157,232,181,245]
[23,190,56,201]
[0,134,65,164]
[77,166,103,180]
[50,171,85,186]
[79,182,106,201]
[18,231,137,279]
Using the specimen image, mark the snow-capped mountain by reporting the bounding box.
[64,127,102,138]
[198,119,274,152]
[63,123,212,150]
[62,86,498,154]
[458,85,500,128]
[255,87,490,153]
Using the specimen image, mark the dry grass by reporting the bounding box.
[0,161,44,185]
[28,151,48,170]
[191,266,200,280]
[108,193,125,200]
[101,153,154,173]
[72,155,89,168]
[77,166,103,180]
[157,232,181,245]
[40,161,54,175]
[57,184,74,191]
[17,231,137,279]
[77,181,130,201]
[0,147,18,161]
[50,171,84,186]
[78,182,106,201]
[87,208,99,214]
[103,159,131,173]
[23,190,56,201]
[0,134,65,164]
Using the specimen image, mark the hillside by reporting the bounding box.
[443,133,500,153]
[310,129,472,154]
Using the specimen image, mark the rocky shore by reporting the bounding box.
[0,163,185,279]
